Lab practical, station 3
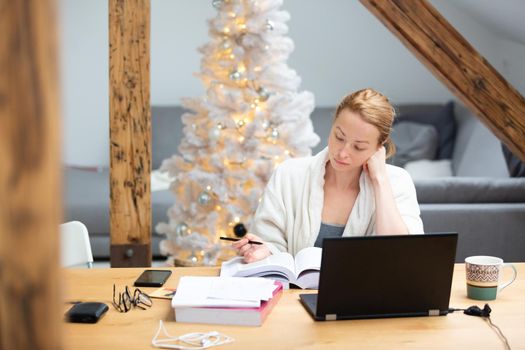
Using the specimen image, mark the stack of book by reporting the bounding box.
[171,276,283,327]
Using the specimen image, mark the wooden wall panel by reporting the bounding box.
[360,0,525,163]
[109,0,152,267]
[0,0,62,348]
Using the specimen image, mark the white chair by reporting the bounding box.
[60,221,94,268]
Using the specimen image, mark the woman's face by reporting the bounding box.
[327,109,381,172]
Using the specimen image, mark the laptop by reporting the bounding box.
[300,233,458,320]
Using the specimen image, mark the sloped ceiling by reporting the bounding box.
[449,0,525,46]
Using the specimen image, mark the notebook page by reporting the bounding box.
[294,247,322,276]
[208,277,277,302]
[171,276,260,308]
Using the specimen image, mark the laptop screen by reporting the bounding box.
[316,233,458,319]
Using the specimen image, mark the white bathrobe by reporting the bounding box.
[250,147,424,256]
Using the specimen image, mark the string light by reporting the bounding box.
[220,39,231,50]
[271,129,279,137]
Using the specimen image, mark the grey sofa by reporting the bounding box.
[411,103,525,262]
[63,103,525,262]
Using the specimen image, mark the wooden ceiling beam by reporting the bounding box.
[360,0,525,163]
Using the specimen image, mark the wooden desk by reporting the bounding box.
[63,264,524,349]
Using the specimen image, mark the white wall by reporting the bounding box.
[60,0,108,166]
[497,39,525,94]
[151,1,214,107]
[431,0,525,95]
[59,0,524,167]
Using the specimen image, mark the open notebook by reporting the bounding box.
[220,247,322,289]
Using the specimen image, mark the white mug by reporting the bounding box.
[465,256,517,300]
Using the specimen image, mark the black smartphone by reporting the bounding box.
[133,269,172,287]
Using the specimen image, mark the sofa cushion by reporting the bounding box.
[501,143,525,177]
[414,177,525,203]
[396,101,456,159]
[404,159,453,179]
[451,103,508,177]
[390,121,438,166]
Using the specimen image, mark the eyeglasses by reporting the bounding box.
[112,284,153,313]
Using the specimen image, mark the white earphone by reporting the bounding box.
[151,320,234,349]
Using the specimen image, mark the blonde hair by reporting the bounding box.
[334,88,396,159]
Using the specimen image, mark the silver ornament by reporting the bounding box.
[257,86,270,101]
[175,222,190,237]
[236,119,245,128]
[212,0,223,9]
[261,120,270,130]
[220,38,231,50]
[229,70,241,81]
[270,128,279,140]
[198,191,212,206]
[208,127,221,140]
[265,19,274,31]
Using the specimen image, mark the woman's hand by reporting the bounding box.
[232,233,271,263]
[364,146,388,183]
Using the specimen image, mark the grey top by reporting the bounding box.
[314,222,346,248]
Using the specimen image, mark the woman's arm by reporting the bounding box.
[365,147,410,235]
[234,169,289,262]
[232,233,271,263]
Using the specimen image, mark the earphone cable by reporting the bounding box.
[484,316,511,350]
[448,306,511,350]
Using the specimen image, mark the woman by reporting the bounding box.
[234,88,424,263]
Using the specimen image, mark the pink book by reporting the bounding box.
[174,282,283,326]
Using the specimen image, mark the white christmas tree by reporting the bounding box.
[156,0,319,266]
